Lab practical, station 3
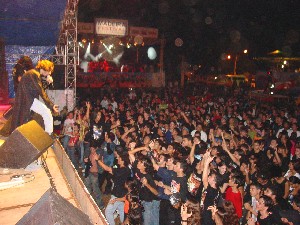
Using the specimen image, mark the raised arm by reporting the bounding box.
[180,111,190,124]
[221,132,240,166]
[85,101,91,121]
[189,139,199,164]
[128,146,148,164]
[202,150,214,189]
[121,127,135,141]
[97,157,113,174]
[110,119,121,130]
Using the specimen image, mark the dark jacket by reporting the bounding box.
[10,69,54,133]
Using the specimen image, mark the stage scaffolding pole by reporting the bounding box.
[57,0,79,111]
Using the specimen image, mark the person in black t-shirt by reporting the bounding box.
[151,153,176,225]
[186,140,204,225]
[201,150,221,225]
[163,159,188,225]
[128,146,159,225]
[247,195,281,225]
[96,150,131,225]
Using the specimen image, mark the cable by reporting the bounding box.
[41,154,57,192]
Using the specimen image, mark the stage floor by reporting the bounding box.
[0,105,107,225]
[0,148,79,225]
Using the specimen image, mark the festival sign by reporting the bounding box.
[95,18,128,36]
[129,26,158,39]
[78,22,94,34]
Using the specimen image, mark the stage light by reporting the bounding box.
[147,47,157,60]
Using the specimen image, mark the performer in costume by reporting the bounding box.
[10,60,59,135]
[0,56,34,136]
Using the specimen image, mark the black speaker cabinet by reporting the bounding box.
[0,120,53,168]
[16,188,93,225]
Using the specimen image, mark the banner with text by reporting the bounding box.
[129,27,158,39]
[78,22,94,34]
[95,18,128,36]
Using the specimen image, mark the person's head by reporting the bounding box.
[252,140,261,151]
[157,154,169,167]
[250,182,262,198]
[256,171,269,185]
[218,200,240,225]
[181,134,192,147]
[233,148,244,161]
[105,132,115,143]
[248,154,257,165]
[73,123,80,133]
[208,170,218,188]
[67,111,74,119]
[118,152,130,167]
[166,143,175,155]
[289,159,300,172]
[228,175,244,188]
[173,159,188,175]
[181,126,189,136]
[257,195,274,213]
[289,176,300,189]
[137,157,153,174]
[166,156,174,170]
[89,141,98,153]
[125,178,138,194]
[218,162,227,175]
[143,135,151,146]
[36,60,54,76]
[264,185,280,203]
[13,56,34,84]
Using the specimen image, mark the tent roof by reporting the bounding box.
[0,0,67,46]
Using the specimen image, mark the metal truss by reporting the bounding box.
[57,0,79,110]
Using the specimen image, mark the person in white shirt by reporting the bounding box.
[110,96,118,112]
[190,122,207,142]
[100,96,109,109]
[62,111,75,149]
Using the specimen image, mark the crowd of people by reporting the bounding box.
[54,83,300,225]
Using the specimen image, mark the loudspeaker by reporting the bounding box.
[0,120,53,169]
[16,188,93,225]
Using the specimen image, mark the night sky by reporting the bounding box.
[78,0,300,76]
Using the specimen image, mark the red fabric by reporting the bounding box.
[225,187,243,218]
[124,198,130,214]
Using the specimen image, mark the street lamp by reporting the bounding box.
[227,49,248,75]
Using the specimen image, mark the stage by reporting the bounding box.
[0,105,108,225]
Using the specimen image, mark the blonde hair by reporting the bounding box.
[36,60,54,73]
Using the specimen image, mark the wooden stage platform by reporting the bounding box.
[0,105,108,225]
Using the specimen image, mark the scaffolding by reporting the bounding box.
[57,0,79,110]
